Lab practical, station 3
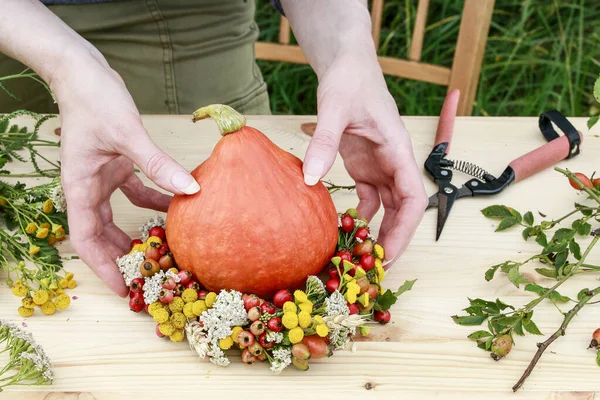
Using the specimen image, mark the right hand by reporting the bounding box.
[50,49,200,297]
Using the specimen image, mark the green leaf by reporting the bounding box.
[468,330,492,340]
[513,319,524,336]
[484,336,494,351]
[507,266,529,288]
[375,290,397,311]
[481,205,515,219]
[452,314,488,326]
[596,349,600,367]
[491,315,520,328]
[523,319,543,335]
[572,220,592,236]
[588,115,599,130]
[394,279,417,297]
[535,267,558,278]
[0,117,7,133]
[485,264,501,281]
[554,249,568,270]
[551,228,576,243]
[575,203,594,217]
[569,240,582,260]
[522,227,533,241]
[523,211,534,226]
[524,283,570,303]
[495,299,515,311]
[577,288,591,302]
[496,217,520,231]
[536,231,548,247]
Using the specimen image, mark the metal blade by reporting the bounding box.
[435,187,459,241]
[426,193,439,209]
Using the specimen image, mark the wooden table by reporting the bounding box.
[2,114,599,400]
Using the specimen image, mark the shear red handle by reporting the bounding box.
[509,131,584,183]
[434,89,460,151]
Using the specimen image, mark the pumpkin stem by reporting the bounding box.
[192,104,246,136]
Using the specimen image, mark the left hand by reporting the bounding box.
[302,52,428,265]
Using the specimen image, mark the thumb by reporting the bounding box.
[303,100,348,186]
[125,134,200,195]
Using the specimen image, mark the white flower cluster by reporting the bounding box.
[0,319,53,384]
[50,181,66,213]
[265,331,284,345]
[328,326,356,350]
[197,290,249,367]
[269,347,292,374]
[139,215,166,242]
[337,214,342,227]
[115,251,145,286]
[142,269,180,304]
[325,290,349,317]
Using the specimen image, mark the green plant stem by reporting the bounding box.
[512,285,600,392]
[555,167,600,204]
[524,236,599,311]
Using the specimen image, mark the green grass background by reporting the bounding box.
[255,0,600,117]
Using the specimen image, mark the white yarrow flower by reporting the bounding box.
[116,251,144,286]
[142,269,180,304]
[139,215,166,242]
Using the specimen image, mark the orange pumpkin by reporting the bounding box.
[166,104,338,299]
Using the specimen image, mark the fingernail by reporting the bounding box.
[172,171,200,194]
[304,157,325,186]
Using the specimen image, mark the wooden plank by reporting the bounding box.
[448,0,496,115]
[371,0,385,49]
[255,43,450,86]
[1,115,600,398]
[409,0,430,61]
[278,16,291,45]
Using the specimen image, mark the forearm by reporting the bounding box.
[0,0,98,89]
[280,0,378,79]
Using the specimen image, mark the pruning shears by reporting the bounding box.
[425,89,583,241]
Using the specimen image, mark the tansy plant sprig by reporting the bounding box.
[1,71,74,318]
[452,167,600,392]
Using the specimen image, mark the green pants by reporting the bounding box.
[0,0,271,115]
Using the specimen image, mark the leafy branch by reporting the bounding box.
[453,167,600,391]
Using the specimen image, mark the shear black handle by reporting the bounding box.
[538,110,581,159]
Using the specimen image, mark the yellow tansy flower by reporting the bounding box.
[56,289,64,295]
[67,280,77,289]
[29,245,40,255]
[374,244,385,259]
[219,336,233,350]
[357,292,369,307]
[169,330,184,342]
[205,292,217,308]
[25,222,38,235]
[49,281,58,291]
[58,278,68,289]
[32,290,49,305]
[168,267,179,274]
[54,294,71,310]
[316,324,329,337]
[313,315,324,325]
[169,297,185,313]
[146,236,162,246]
[298,302,313,314]
[153,308,170,324]
[347,281,360,294]
[293,290,308,303]
[21,297,35,309]
[354,266,366,278]
[47,233,57,245]
[342,260,355,273]
[11,283,28,297]
[40,223,51,230]
[282,312,299,329]
[192,300,207,316]
[288,327,304,344]
[65,272,74,281]
[343,274,353,282]
[181,288,198,303]
[346,291,357,304]
[159,322,175,336]
[298,311,312,328]
[18,306,34,317]
[40,301,56,315]
[183,302,196,319]
[231,326,244,343]
[42,199,54,213]
[282,301,297,313]
[375,261,385,282]
[0,198,6,206]
[148,301,163,317]
[170,312,186,329]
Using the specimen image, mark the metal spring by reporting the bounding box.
[446,158,494,181]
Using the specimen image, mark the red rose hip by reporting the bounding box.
[272,289,293,308]
[340,214,354,233]
[148,226,166,241]
[326,278,340,293]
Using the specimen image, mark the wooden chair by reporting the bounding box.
[254,0,496,116]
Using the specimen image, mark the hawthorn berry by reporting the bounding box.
[267,317,283,332]
[130,238,143,248]
[355,227,369,241]
[247,306,261,322]
[335,250,352,263]
[491,335,513,361]
[140,259,160,277]
[250,320,266,336]
[272,289,293,308]
[177,270,192,285]
[244,295,261,311]
[149,226,166,241]
[237,331,255,348]
[373,309,391,324]
[260,302,276,315]
[129,293,144,313]
[158,254,174,271]
[589,328,600,349]
[158,289,174,304]
[340,214,354,233]
[360,254,375,271]
[130,277,144,293]
[144,244,161,262]
[161,276,176,290]
[259,332,274,349]
[185,281,201,291]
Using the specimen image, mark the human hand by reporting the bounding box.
[50,51,200,297]
[302,53,428,265]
